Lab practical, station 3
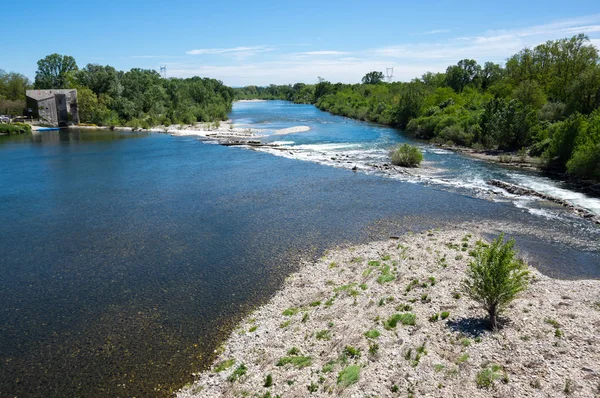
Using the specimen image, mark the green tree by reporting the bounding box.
[75,64,121,97]
[463,234,529,331]
[0,70,31,100]
[481,62,504,90]
[446,59,481,93]
[512,80,547,110]
[362,71,385,85]
[34,53,78,89]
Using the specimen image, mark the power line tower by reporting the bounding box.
[160,65,167,79]
[385,67,394,83]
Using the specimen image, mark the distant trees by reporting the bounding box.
[30,54,234,127]
[0,69,31,115]
[233,34,600,183]
[34,53,78,89]
[445,59,481,92]
[362,71,385,85]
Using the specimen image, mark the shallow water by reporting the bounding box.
[0,104,598,397]
[235,101,600,219]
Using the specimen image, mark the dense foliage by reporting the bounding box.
[0,122,32,135]
[235,34,600,182]
[30,54,234,127]
[463,235,529,331]
[0,69,31,114]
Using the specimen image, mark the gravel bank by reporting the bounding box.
[178,228,600,397]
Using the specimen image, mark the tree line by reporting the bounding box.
[1,54,234,128]
[234,34,600,182]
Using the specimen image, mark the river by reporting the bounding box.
[0,101,598,397]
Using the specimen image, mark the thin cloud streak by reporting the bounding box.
[411,29,451,36]
[185,45,275,55]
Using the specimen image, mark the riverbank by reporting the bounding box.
[178,228,600,398]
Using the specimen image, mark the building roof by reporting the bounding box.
[26,89,77,101]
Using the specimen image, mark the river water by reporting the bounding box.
[0,101,598,397]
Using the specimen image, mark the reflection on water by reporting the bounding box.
[0,122,598,397]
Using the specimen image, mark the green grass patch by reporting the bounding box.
[276,356,312,369]
[475,364,504,389]
[228,364,248,382]
[282,307,299,316]
[315,329,331,340]
[457,353,470,364]
[364,329,380,339]
[214,359,235,373]
[279,320,291,328]
[337,365,360,388]
[322,361,335,373]
[309,300,321,307]
[377,273,395,284]
[248,325,257,332]
[343,346,361,359]
[384,313,416,329]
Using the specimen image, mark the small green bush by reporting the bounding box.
[390,143,424,167]
[463,234,529,330]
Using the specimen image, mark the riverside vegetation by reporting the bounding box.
[178,228,600,397]
[1,53,234,128]
[235,34,600,183]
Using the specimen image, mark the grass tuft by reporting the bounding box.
[214,359,235,373]
[337,365,360,388]
[384,313,416,329]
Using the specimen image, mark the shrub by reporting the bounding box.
[462,234,529,330]
[0,123,32,135]
[390,143,423,167]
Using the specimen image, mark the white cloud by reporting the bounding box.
[185,45,275,57]
[297,51,350,56]
[411,29,451,36]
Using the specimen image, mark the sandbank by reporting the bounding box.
[178,227,600,397]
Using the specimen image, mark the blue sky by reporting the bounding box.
[2,0,600,86]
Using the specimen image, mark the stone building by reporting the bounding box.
[26,89,79,127]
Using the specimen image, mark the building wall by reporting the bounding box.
[25,89,79,126]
